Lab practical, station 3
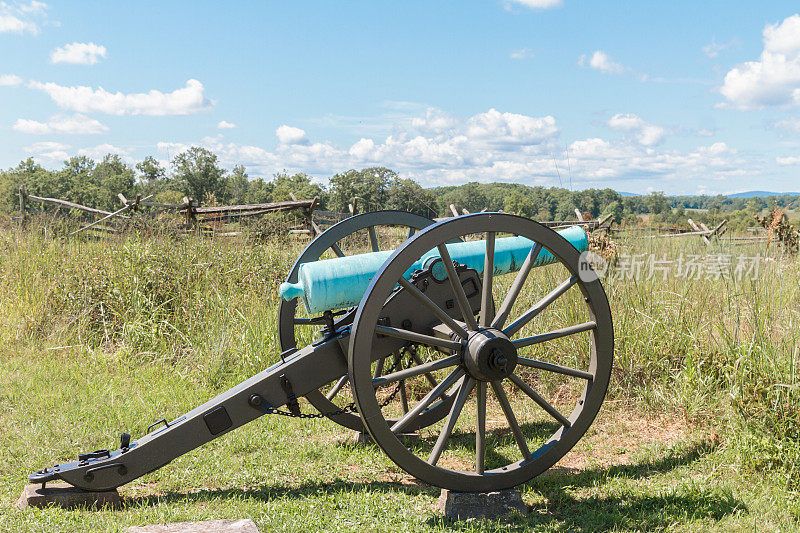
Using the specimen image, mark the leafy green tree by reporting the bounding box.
[93,154,135,210]
[436,182,488,215]
[0,158,66,213]
[171,147,226,203]
[245,177,273,204]
[225,165,250,204]
[386,178,437,217]
[503,189,533,217]
[645,191,668,215]
[60,156,97,208]
[328,167,393,212]
[136,156,166,183]
[271,172,322,203]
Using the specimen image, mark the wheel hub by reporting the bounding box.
[463,328,518,381]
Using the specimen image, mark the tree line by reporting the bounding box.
[2,147,798,223]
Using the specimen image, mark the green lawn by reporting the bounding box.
[1,227,798,531]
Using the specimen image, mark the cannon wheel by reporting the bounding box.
[348,213,613,491]
[278,210,456,431]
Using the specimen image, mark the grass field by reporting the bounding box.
[1,222,799,532]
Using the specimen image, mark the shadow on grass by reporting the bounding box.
[125,440,745,531]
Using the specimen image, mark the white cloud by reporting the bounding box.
[0,14,33,33]
[607,113,645,131]
[50,42,107,65]
[0,1,48,34]
[697,129,714,137]
[276,125,308,145]
[217,120,236,129]
[13,114,108,135]
[150,106,748,189]
[23,141,70,162]
[772,116,800,133]
[505,0,563,9]
[719,14,800,109]
[19,1,48,15]
[510,47,535,59]
[0,74,23,86]
[776,155,800,165]
[466,108,558,145]
[703,37,734,59]
[28,78,212,115]
[411,107,458,133]
[606,113,666,146]
[78,143,132,162]
[579,50,627,74]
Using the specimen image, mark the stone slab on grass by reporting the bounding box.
[436,489,528,521]
[126,519,260,533]
[16,482,121,509]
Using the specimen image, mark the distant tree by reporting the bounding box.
[603,200,624,221]
[0,158,64,214]
[60,156,97,208]
[386,177,437,217]
[645,191,668,215]
[245,177,273,204]
[328,167,393,212]
[436,182,488,214]
[171,147,226,203]
[136,156,166,183]
[92,154,135,210]
[225,165,250,205]
[503,189,533,217]
[271,172,322,203]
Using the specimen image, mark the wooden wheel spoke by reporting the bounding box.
[391,368,465,434]
[428,377,475,466]
[368,225,380,252]
[508,374,571,428]
[476,381,487,474]
[490,380,532,462]
[409,349,438,387]
[373,355,459,388]
[397,277,469,339]
[516,356,594,381]
[330,242,346,258]
[491,243,542,329]
[479,231,495,327]
[372,357,386,379]
[437,244,479,331]
[374,324,462,351]
[504,275,578,337]
[399,380,409,413]
[326,374,349,401]
[512,321,597,350]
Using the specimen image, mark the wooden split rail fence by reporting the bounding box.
[17,185,321,238]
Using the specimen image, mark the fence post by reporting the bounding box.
[18,185,27,227]
[183,196,197,234]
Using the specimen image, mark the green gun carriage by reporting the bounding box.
[30,212,613,493]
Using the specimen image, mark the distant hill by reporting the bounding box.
[618,191,639,197]
[727,191,800,198]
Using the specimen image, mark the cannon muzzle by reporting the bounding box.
[280,224,588,314]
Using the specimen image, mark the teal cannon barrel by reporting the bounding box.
[280,225,588,315]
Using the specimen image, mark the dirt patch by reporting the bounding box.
[549,406,697,473]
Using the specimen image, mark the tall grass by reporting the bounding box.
[1,223,798,487]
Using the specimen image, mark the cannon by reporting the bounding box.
[28,212,613,493]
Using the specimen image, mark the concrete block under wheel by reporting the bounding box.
[16,482,121,509]
[436,489,528,521]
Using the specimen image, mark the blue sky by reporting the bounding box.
[2,0,800,194]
